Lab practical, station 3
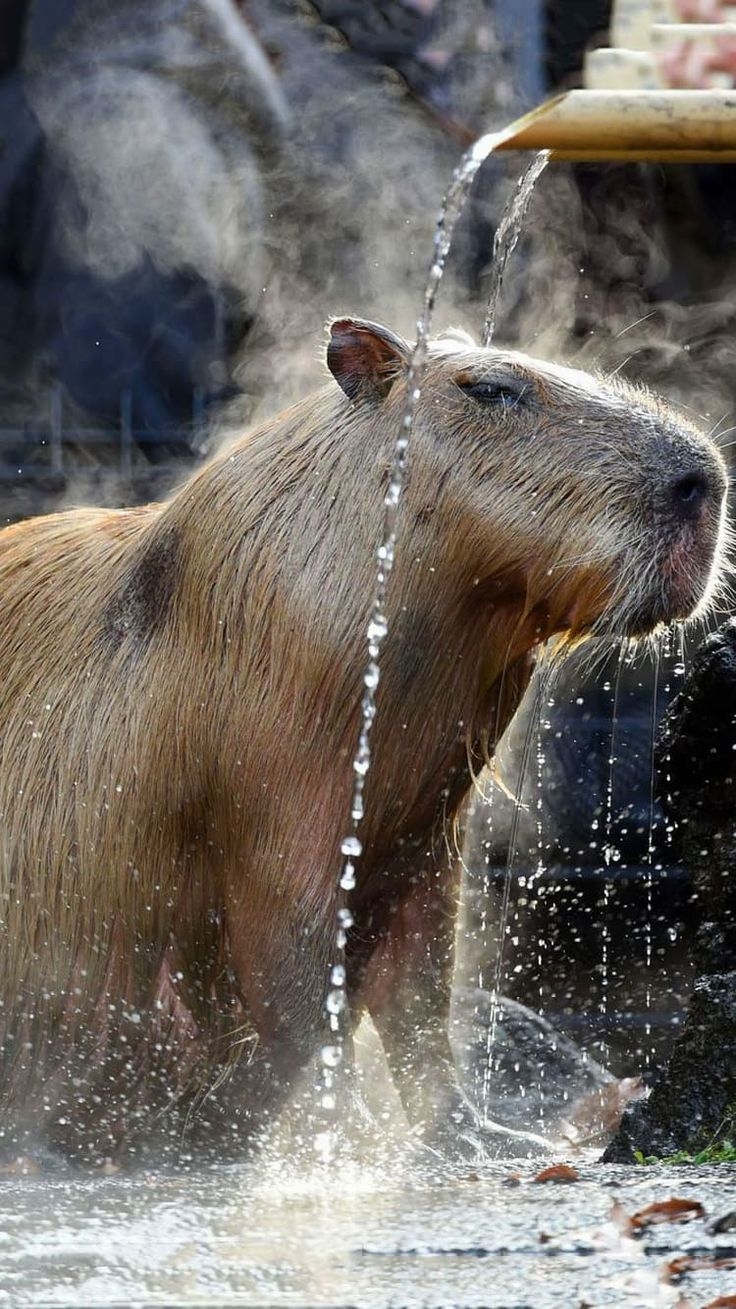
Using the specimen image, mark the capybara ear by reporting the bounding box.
[327,318,409,403]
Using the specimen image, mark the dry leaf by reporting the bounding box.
[562,1076,646,1146]
[631,1197,706,1229]
[661,1254,736,1283]
[533,1163,580,1184]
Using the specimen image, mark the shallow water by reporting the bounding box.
[2,1155,734,1307]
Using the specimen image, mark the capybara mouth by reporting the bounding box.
[607,511,727,640]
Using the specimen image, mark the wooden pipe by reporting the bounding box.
[491,89,736,162]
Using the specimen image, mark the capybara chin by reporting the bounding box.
[0,318,726,1165]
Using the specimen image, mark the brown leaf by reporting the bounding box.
[631,1196,706,1229]
[533,1163,580,1184]
[701,1296,736,1308]
[562,1076,646,1146]
[661,1254,736,1283]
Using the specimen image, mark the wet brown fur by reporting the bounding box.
[0,324,726,1163]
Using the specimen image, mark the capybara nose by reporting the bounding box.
[669,467,725,521]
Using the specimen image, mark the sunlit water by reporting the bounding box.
[2,1157,734,1307]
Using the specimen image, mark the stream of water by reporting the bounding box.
[324,140,553,1127]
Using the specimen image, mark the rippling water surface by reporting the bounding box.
[1,1154,734,1307]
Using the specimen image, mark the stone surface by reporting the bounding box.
[603,972,736,1162]
[605,620,736,1161]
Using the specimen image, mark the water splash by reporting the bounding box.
[482,667,553,1115]
[482,151,550,347]
[319,128,526,1134]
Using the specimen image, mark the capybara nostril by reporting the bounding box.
[673,473,708,512]
[670,469,724,520]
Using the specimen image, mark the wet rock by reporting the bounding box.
[603,972,736,1163]
[662,619,736,977]
[605,621,736,1162]
[452,987,638,1144]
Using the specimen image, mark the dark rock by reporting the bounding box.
[452,987,635,1144]
[604,623,736,1162]
[603,972,736,1162]
[659,619,736,975]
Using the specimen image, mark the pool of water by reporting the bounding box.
[1,1151,734,1307]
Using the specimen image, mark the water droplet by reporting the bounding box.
[339,862,356,891]
[326,989,346,1016]
[340,836,362,858]
[364,663,380,690]
[320,1043,342,1068]
[367,614,388,643]
[337,907,354,930]
[330,964,346,987]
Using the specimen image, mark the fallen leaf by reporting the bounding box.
[701,1296,736,1308]
[533,1163,580,1184]
[561,1076,647,1146]
[661,1254,736,1283]
[631,1197,706,1229]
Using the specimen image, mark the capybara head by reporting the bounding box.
[328,318,728,649]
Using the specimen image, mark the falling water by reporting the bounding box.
[599,645,626,1068]
[319,130,549,1134]
[641,641,662,1070]
[482,150,550,347]
[482,668,553,1113]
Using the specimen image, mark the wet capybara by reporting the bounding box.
[0,318,726,1165]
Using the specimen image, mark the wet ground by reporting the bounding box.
[1,1152,734,1308]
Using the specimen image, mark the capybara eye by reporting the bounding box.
[459,377,528,409]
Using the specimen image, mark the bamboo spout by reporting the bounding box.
[493,90,736,162]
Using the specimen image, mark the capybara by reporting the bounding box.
[0,318,726,1165]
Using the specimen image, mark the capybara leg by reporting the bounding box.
[208,891,338,1144]
[358,865,546,1159]
[357,863,479,1150]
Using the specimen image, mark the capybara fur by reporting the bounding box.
[0,319,726,1165]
